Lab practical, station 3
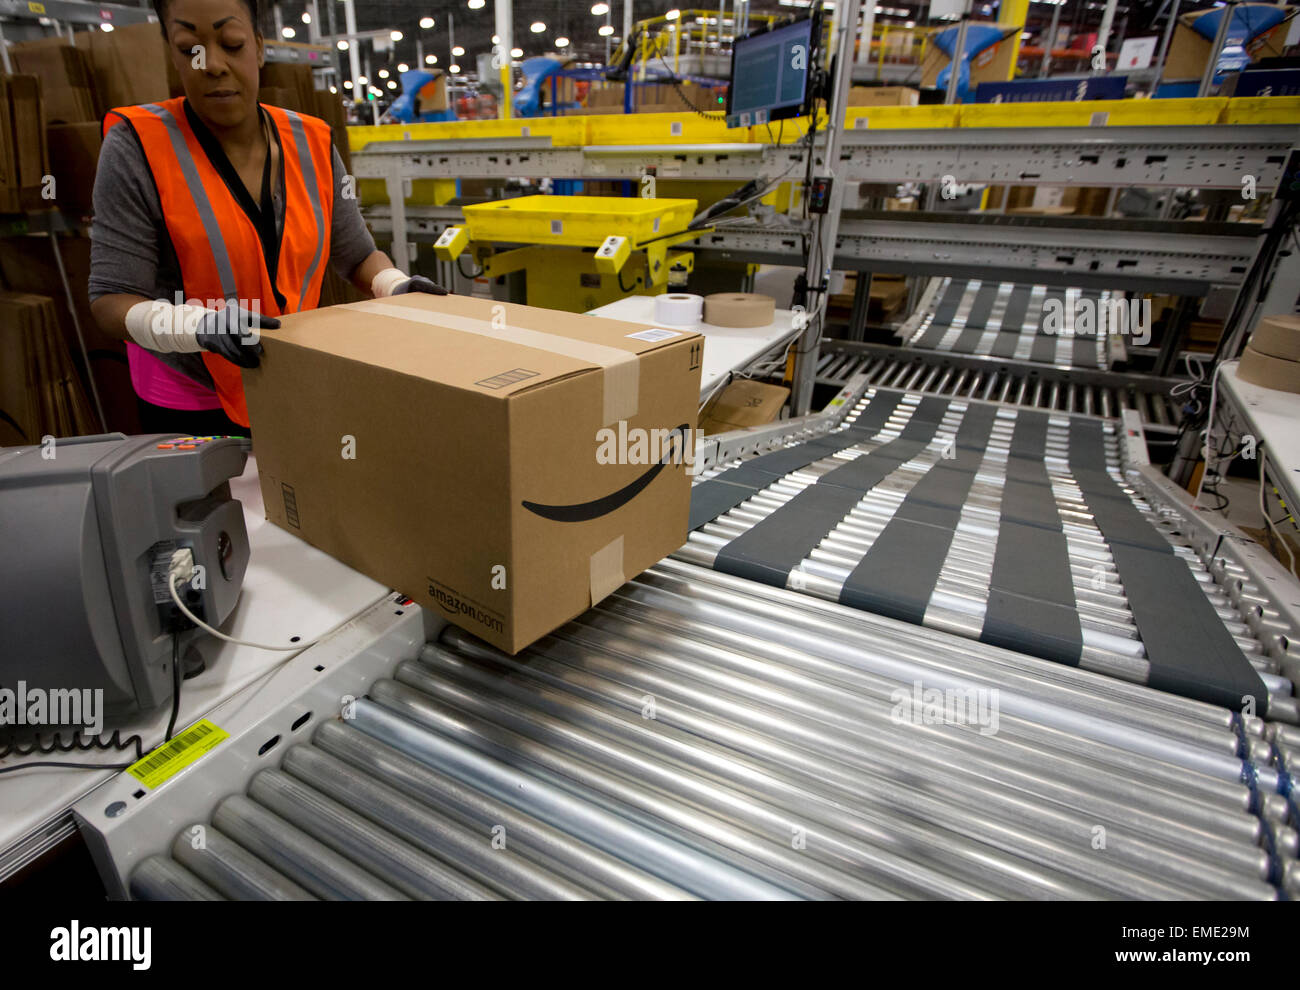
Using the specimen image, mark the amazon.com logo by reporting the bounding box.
[595,422,702,476]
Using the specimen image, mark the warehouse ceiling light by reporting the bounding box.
[510,46,524,57]
[591,3,609,15]
[281,26,295,38]
[598,24,614,36]
[449,63,462,73]
[531,21,546,33]
[337,39,349,50]
[358,74,368,84]
[452,45,465,55]
[397,62,409,72]
[468,0,486,7]
[555,36,570,47]
[426,53,438,63]
[378,68,389,78]
[100,22,114,31]
[492,34,500,44]
[420,16,435,28]
[666,9,680,19]
[343,79,352,88]
[390,30,403,41]
[387,80,397,89]
[301,11,311,23]
[329,84,338,93]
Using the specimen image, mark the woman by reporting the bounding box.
[89,0,441,436]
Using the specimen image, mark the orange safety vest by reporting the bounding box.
[104,97,334,426]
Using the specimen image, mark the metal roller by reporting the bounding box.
[129,856,225,901]
[248,768,501,901]
[211,794,408,901]
[170,825,315,901]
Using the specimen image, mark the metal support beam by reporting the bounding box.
[497,0,514,118]
[791,0,863,416]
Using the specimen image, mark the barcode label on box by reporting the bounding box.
[626,328,682,342]
[127,719,229,790]
[476,368,540,389]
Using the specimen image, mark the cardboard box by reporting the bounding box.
[1162,4,1294,80]
[1250,314,1300,362]
[1238,343,1300,393]
[847,86,920,107]
[45,122,101,217]
[75,22,173,110]
[243,293,703,653]
[921,25,1021,97]
[10,40,98,123]
[699,379,790,435]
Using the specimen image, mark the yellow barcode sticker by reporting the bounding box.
[127,719,229,790]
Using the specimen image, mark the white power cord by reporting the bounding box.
[167,548,338,652]
[1258,449,1297,578]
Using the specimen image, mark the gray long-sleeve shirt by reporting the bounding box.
[89,112,376,387]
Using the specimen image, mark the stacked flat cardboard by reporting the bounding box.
[0,236,138,435]
[0,75,50,214]
[0,292,98,445]
[1239,315,1300,393]
[244,293,702,653]
[44,122,101,217]
[10,39,99,123]
[74,22,175,110]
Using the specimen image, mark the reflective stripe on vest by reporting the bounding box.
[104,97,334,426]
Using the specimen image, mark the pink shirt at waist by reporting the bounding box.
[127,342,223,411]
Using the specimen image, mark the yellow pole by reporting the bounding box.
[674,23,680,74]
[1002,0,1031,79]
[877,26,886,82]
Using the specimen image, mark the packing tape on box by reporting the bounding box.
[703,292,776,328]
[653,293,704,325]
[589,534,626,606]
[350,300,639,424]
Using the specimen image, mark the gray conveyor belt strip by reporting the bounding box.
[980,411,1085,665]
[838,402,997,623]
[1067,419,1271,714]
[904,278,1108,370]
[688,387,1282,717]
[712,396,949,585]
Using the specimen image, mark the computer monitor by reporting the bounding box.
[725,16,817,129]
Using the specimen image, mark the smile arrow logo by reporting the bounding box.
[521,424,691,523]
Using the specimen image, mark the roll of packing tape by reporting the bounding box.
[653,293,705,325]
[704,292,776,328]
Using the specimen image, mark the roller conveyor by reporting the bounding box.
[898,277,1112,370]
[121,561,1298,901]
[686,386,1299,724]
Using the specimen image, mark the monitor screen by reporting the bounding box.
[726,17,815,128]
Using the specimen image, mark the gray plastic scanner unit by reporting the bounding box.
[0,433,250,722]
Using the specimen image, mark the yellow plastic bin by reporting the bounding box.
[461,195,698,246]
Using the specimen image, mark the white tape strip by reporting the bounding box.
[350,299,639,425]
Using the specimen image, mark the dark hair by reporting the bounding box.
[153,0,261,36]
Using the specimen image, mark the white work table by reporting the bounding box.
[1216,360,1300,513]
[0,456,387,881]
[586,295,797,399]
